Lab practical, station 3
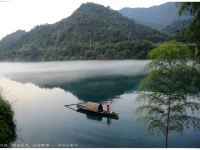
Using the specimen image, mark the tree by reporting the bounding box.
[138,41,200,147]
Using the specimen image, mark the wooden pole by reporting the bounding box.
[64,103,83,107]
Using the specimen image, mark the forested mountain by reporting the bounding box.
[0,3,168,61]
[163,19,193,35]
[119,2,192,31]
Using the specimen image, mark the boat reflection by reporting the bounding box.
[77,109,117,125]
[65,105,118,125]
[77,109,103,121]
[77,108,119,119]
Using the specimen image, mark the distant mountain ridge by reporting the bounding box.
[0,3,168,61]
[119,2,192,31]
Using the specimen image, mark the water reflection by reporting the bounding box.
[48,75,145,102]
[0,75,82,144]
[0,75,78,104]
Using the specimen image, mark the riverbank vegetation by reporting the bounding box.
[0,95,16,147]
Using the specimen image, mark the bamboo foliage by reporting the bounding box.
[137,41,200,147]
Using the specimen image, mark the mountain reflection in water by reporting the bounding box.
[46,75,145,102]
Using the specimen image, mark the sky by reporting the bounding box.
[0,0,196,39]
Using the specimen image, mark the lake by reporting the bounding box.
[0,60,200,148]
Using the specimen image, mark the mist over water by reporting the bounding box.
[0,60,199,148]
[0,60,149,85]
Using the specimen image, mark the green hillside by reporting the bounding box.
[0,3,169,61]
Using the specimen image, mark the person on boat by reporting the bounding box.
[106,104,111,114]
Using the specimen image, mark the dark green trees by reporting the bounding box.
[0,95,16,147]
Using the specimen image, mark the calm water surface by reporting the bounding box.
[0,60,199,148]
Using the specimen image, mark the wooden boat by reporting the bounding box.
[77,102,119,119]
